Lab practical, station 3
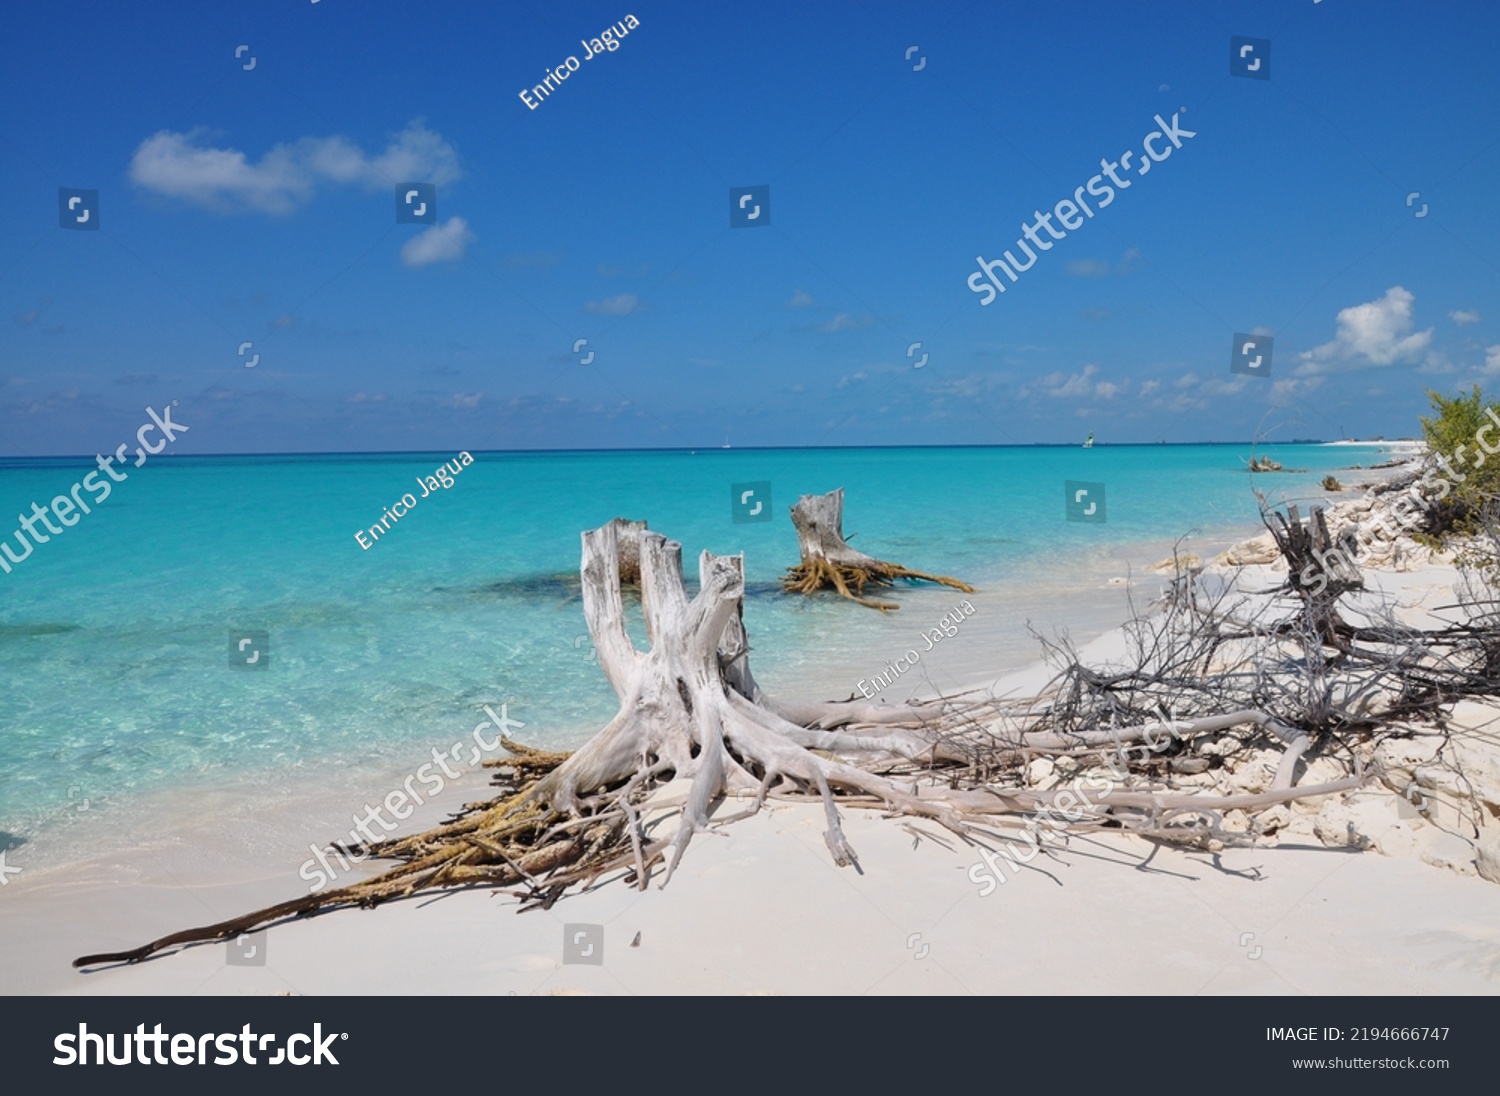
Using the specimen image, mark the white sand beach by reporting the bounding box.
[5,466,1500,996]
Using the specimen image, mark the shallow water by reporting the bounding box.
[0,442,1402,861]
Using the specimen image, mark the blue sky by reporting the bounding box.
[2,0,1498,455]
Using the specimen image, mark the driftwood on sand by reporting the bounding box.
[73,463,1500,969]
[781,488,974,610]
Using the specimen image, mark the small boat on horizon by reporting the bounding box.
[1083,433,1094,449]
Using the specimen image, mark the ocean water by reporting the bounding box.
[0,443,1402,850]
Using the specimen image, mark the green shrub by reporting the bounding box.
[1418,385,1500,533]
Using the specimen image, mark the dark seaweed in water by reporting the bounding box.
[456,572,783,603]
[0,622,81,640]
[473,572,584,601]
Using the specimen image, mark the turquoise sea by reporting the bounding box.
[0,443,1403,850]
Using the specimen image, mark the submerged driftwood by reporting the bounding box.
[781,488,974,610]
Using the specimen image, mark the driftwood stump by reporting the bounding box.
[782,488,975,611]
[1263,501,1363,656]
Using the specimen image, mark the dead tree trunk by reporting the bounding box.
[782,488,975,610]
[1262,501,1363,656]
[608,518,648,583]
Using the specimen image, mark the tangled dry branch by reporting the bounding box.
[75,485,1500,969]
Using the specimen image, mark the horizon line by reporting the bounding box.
[0,438,1422,461]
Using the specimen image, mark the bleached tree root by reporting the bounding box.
[782,488,974,610]
[76,502,1457,970]
[71,520,981,968]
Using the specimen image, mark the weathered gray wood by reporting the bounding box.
[783,488,975,610]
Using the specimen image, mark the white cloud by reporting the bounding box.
[452,392,482,409]
[1483,345,1500,376]
[401,217,474,267]
[1198,376,1248,397]
[835,370,868,388]
[818,312,875,333]
[1022,364,1118,401]
[504,251,560,270]
[585,293,639,316]
[1065,259,1110,278]
[1139,379,1161,396]
[1299,286,1433,370]
[932,373,1006,399]
[128,121,461,214]
[786,290,816,308]
[1450,309,1481,325]
[1418,350,1454,374]
[1270,376,1325,406]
